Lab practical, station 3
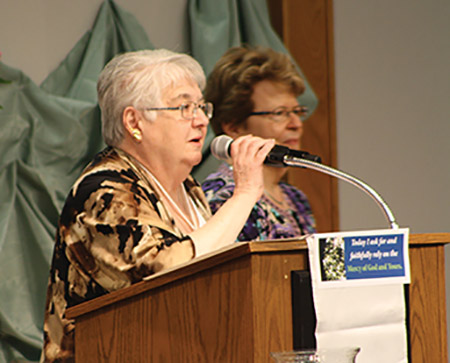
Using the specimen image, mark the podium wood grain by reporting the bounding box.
[67,234,449,363]
[409,233,448,362]
[69,242,309,362]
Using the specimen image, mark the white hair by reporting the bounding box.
[97,49,206,146]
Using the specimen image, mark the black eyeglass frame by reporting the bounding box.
[249,105,309,122]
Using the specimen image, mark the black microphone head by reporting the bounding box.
[211,135,233,161]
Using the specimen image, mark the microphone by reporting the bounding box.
[210,136,399,229]
[210,135,322,166]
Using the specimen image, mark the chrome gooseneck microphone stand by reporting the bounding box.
[284,155,399,230]
[210,134,398,229]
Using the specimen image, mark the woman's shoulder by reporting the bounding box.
[76,147,151,189]
[59,148,161,228]
[68,148,153,209]
[82,147,133,175]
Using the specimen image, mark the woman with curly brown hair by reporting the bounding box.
[202,46,316,241]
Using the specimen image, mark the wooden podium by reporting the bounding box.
[66,233,449,363]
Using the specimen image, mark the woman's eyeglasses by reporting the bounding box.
[249,105,309,123]
[145,101,213,120]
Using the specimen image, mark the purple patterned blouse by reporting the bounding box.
[201,163,316,242]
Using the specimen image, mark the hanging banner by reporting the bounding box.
[312,228,410,288]
[307,228,410,363]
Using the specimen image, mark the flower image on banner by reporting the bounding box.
[320,236,346,281]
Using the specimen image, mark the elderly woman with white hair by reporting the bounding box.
[41,49,274,362]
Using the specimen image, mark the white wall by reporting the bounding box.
[333,0,450,234]
[1,0,449,355]
[333,0,450,355]
[0,0,189,85]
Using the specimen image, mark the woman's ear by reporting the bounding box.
[222,121,247,139]
[123,106,143,141]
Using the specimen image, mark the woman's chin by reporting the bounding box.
[188,153,203,169]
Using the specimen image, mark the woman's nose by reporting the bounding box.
[286,111,303,128]
[192,108,210,127]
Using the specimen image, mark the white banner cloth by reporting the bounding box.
[307,230,409,363]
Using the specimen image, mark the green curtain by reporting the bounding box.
[0,0,317,361]
[0,1,153,361]
[188,0,319,180]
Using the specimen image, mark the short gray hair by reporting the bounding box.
[97,49,206,146]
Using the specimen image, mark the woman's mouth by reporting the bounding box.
[283,138,300,149]
[189,135,204,146]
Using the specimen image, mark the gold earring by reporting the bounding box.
[132,129,142,141]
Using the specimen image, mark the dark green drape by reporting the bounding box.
[0,1,153,361]
[0,0,316,361]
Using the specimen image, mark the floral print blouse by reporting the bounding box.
[202,163,316,242]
